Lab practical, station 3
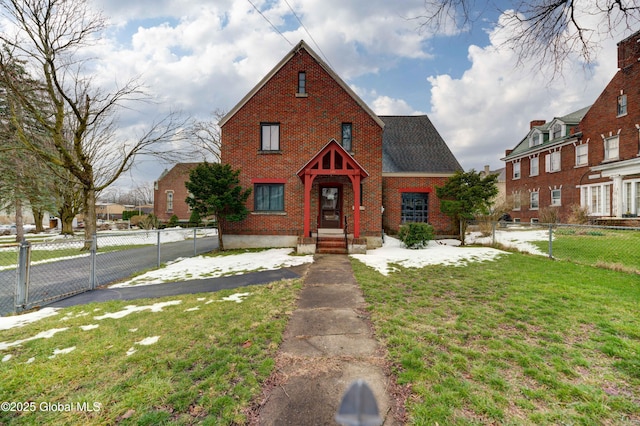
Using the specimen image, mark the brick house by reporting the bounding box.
[502,30,640,224]
[153,163,199,222]
[219,40,461,253]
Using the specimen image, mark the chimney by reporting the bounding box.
[505,149,513,156]
[484,165,491,175]
[530,120,546,129]
[617,30,640,69]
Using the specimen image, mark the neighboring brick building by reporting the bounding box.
[502,30,640,223]
[153,163,199,222]
[219,40,462,252]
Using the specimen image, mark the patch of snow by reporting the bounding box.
[80,324,99,331]
[220,292,251,303]
[351,236,508,276]
[0,308,59,330]
[0,328,69,351]
[185,307,200,312]
[93,300,182,320]
[25,357,35,364]
[467,229,549,256]
[2,354,12,362]
[110,248,313,287]
[48,346,75,358]
[136,336,160,346]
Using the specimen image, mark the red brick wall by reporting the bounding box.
[382,175,457,235]
[505,144,588,222]
[221,47,383,238]
[153,163,199,222]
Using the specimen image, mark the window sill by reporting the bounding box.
[295,93,308,98]
[258,150,282,155]
[617,113,627,118]
[251,211,287,216]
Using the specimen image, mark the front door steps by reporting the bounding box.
[297,229,367,255]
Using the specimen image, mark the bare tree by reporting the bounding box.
[0,0,190,248]
[416,0,640,74]
[187,109,226,163]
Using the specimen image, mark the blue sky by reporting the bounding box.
[81,0,636,190]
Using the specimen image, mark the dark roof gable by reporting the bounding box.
[380,115,462,173]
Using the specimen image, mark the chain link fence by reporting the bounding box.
[0,227,217,317]
[475,221,640,273]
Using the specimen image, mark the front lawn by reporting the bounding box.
[352,253,640,424]
[0,279,301,425]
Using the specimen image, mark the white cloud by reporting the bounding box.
[427,12,622,171]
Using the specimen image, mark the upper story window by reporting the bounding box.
[552,123,562,140]
[530,156,539,176]
[575,143,588,166]
[341,123,352,151]
[512,161,521,179]
[545,151,561,173]
[297,71,306,95]
[261,123,280,151]
[529,132,541,147]
[617,94,627,116]
[604,135,619,161]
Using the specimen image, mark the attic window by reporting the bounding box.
[552,123,562,139]
[530,132,541,147]
[296,71,307,96]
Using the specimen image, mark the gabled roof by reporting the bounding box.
[380,115,462,173]
[503,105,591,161]
[296,139,369,183]
[219,40,384,129]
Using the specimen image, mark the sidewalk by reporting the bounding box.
[252,254,402,425]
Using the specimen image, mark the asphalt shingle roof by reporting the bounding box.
[380,115,462,173]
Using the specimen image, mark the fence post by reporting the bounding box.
[492,221,496,246]
[90,234,97,290]
[15,240,31,312]
[157,229,161,267]
[193,227,197,256]
[548,223,553,259]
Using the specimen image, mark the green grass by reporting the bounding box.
[352,253,640,425]
[533,227,640,273]
[0,279,301,425]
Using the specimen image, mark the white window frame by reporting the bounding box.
[552,123,562,139]
[512,161,521,179]
[550,189,561,206]
[604,135,619,161]
[623,180,640,216]
[580,183,611,216]
[545,151,561,173]
[529,131,541,147]
[575,143,588,166]
[530,191,539,210]
[529,156,539,176]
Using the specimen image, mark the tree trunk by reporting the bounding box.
[14,198,24,242]
[217,217,224,251]
[32,208,45,233]
[82,187,97,250]
[59,202,76,235]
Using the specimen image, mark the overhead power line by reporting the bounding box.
[282,0,334,69]
[246,0,293,47]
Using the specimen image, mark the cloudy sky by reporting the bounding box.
[81,0,635,190]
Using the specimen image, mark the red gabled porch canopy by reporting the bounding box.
[297,139,369,238]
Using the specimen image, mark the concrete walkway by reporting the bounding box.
[253,254,402,425]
